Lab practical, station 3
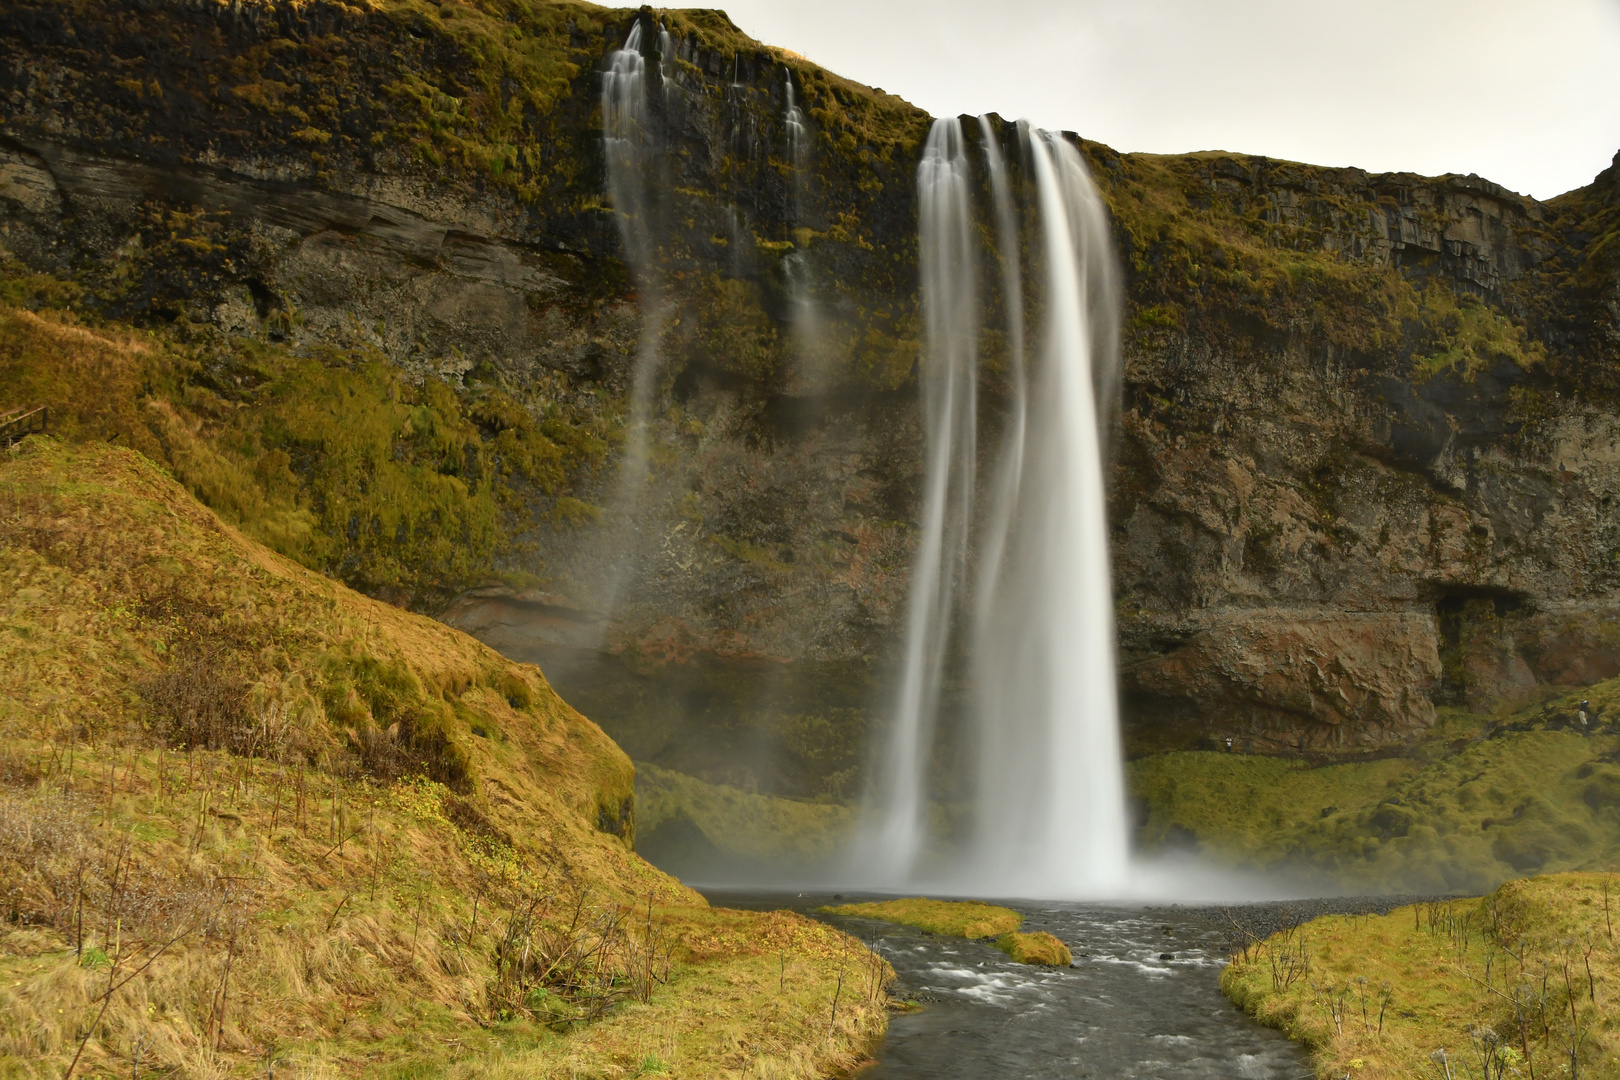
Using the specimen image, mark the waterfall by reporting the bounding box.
[856,118,980,883]
[857,118,1126,897]
[972,128,1127,895]
[784,73,809,215]
[970,115,1027,684]
[597,22,665,610]
[781,71,824,388]
[603,23,651,276]
[782,249,822,375]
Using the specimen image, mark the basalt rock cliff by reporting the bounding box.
[2,0,1618,795]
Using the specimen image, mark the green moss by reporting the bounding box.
[635,762,853,861]
[1131,686,1620,892]
[1410,282,1547,382]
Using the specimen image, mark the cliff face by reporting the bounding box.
[1106,151,1620,751]
[2,0,1618,788]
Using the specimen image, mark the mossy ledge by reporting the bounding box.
[0,436,890,1079]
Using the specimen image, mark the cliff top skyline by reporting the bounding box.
[719,0,1620,201]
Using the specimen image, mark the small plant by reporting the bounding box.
[633,1053,668,1076]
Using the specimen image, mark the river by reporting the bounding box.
[704,890,1316,1079]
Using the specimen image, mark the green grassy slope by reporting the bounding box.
[1224,874,1620,1079]
[0,437,890,1080]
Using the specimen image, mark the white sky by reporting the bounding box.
[716,0,1620,200]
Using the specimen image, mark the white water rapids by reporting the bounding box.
[855,116,1129,898]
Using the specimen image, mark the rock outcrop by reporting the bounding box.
[2,0,1617,782]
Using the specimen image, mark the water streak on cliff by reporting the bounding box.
[782,72,824,389]
[784,73,809,216]
[857,119,1127,896]
[599,22,665,614]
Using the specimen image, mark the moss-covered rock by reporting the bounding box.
[1130,686,1620,892]
[995,931,1073,967]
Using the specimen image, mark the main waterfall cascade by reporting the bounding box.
[856,117,1128,898]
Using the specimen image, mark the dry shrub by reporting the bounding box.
[0,787,220,942]
[487,880,675,1025]
[0,787,91,928]
[141,655,254,754]
[135,590,263,755]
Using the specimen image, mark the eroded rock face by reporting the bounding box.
[2,0,1618,776]
[1127,610,1444,751]
[1106,150,1620,750]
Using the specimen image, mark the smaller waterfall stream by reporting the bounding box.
[784,73,809,202]
[781,72,826,388]
[595,22,668,619]
[858,117,1127,897]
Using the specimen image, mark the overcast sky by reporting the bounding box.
[716,0,1620,200]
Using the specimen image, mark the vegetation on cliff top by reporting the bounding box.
[1085,147,1554,392]
[0,436,890,1078]
[1224,874,1620,1080]
[1532,150,1620,393]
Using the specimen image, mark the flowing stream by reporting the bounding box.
[856,118,1129,896]
[708,891,1312,1079]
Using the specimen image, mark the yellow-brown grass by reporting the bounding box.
[0,437,889,1079]
[1223,873,1620,1079]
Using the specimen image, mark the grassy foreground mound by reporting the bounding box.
[0,438,888,1079]
[1223,874,1620,1080]
[819,899,1072,967]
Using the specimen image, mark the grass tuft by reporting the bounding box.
[993,931,1072,967]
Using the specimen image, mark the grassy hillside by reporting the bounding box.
[1223,874,1620,1079]
[0,437,889,1079]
